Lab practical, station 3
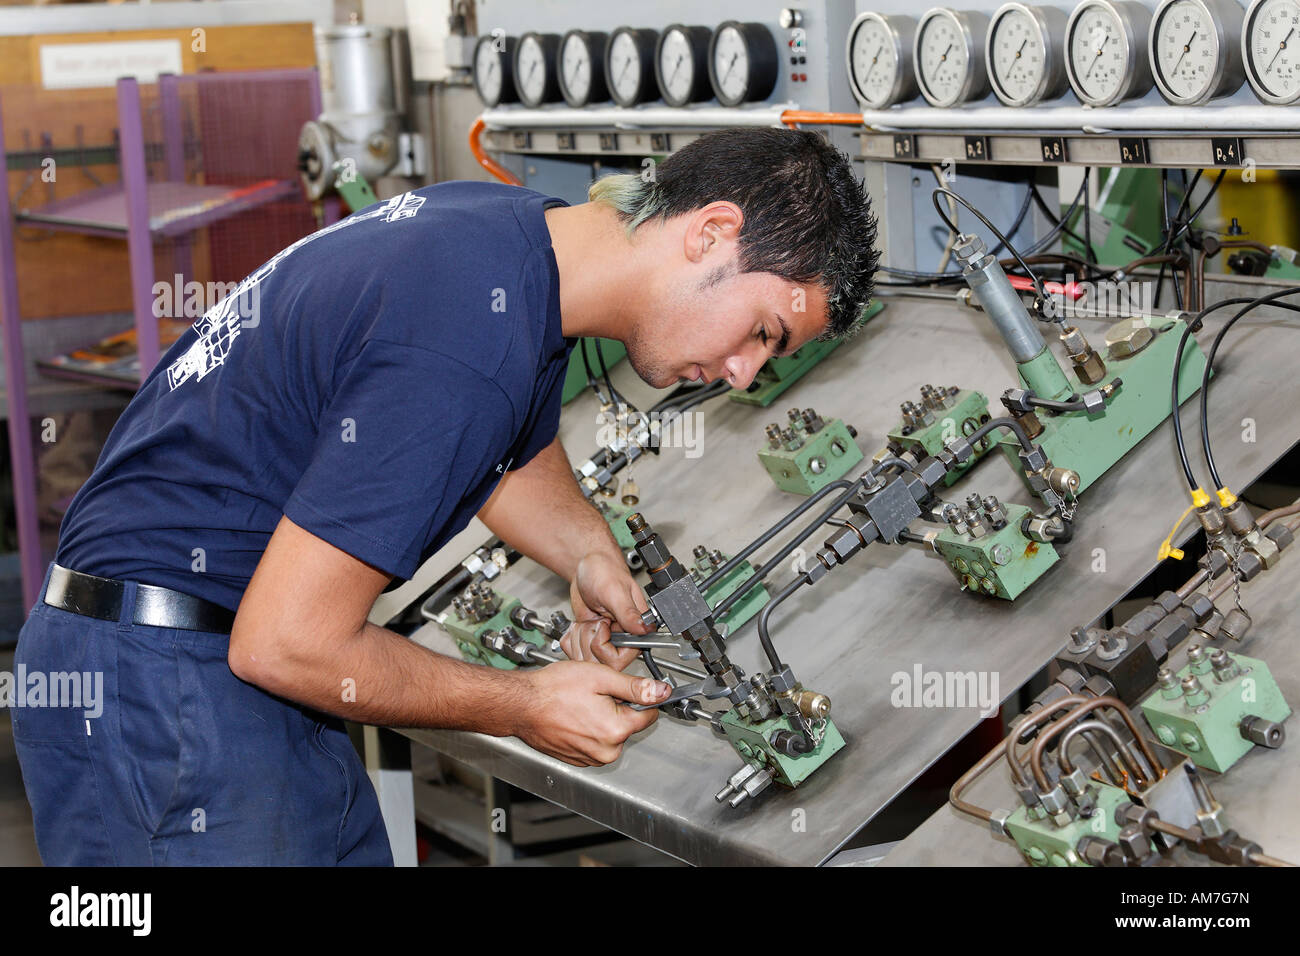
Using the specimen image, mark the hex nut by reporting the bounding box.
[1105,318,1154,358]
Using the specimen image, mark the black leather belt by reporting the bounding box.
[44,564,236,634]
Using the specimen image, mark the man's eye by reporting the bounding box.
[758,328,769,345]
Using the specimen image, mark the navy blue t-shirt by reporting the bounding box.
[57,182,574,611]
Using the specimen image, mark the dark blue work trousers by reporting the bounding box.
[12,565,393,865]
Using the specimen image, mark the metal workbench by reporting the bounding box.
[397,277,1300,865]
[878,538,1300,867]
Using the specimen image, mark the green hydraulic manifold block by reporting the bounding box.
[440,583,550,670]
[331,161,379,213]
[1140,649,1292,773]
[757,407,864,495]
[719,708,845,788]
[729,300,885,407]
[997,316,1208,498]
[883,385,993,486]
[562,338,627,404]
[933,501,1059,600]
[1005,781,1138,867]
[689,546,769,633]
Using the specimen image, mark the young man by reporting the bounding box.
[14,128,878,864]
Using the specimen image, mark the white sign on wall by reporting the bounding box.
[39,39,184,90]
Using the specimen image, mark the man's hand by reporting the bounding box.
[516,661,671,765]
[563,551,652,670]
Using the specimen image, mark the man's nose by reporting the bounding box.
[722,352,762,391]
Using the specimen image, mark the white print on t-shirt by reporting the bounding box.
[165,192,427,391]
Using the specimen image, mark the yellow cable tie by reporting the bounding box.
[1158,501,1197,561]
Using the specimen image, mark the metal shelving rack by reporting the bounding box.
[0,69,322,607]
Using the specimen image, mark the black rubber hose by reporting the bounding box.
[1198,286,1300,489]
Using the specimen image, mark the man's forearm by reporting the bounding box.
[245,616,534,733]
[477,436,623,580]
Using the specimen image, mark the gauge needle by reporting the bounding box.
[1267,27,1294,74]
[1171,30,1198,76]
[863,45,883,83]
[1008,38,1029,79]
[722,52,739,84]
[940,42,953,62]
[1085,35,1109,80]
[568,61,579,88]
[617,57,631,86]
[669,54,683,86]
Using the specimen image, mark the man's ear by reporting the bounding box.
[683,201,744,263]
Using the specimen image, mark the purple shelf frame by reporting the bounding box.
[0,68,323,609]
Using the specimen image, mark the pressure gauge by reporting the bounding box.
[514,32,562,107]
[1243,0,1300,103]
[657,24,713,106]
[558,30,608,106]
[708,21,780,106]
[606,27,659,106]
[1149,0,1246,104]
[914,8,992,107]
[846,13,919,108]
[472,33,518,107]
[1065,0,1153,105]
[986,4,1069,105]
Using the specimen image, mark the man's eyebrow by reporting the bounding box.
[773,314,793,356]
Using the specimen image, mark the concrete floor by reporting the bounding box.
[0,649,42,866]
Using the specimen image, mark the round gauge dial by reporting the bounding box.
[514,32,562,107]
[708,21,779,106]
[657,24,713,106]
[1150,0,1246,104]
[914,8,991,107]
[846,12,919,108]
[558,30,608,106]
[606,27,659,106]
[472,33,518,107]
[1065,0,1153,105]
[987,3,1069,105]
[1243,0,1300,102]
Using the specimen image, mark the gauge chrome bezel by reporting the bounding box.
[846,12,919,108]
[986,3,1070,106]
[914,8,992,108]
[1149,0,1246,105]
[1065,0,1153,105]
[1242,0,1300,103]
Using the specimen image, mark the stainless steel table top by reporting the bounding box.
[401,281,1300,865]
[879,532,1300,867]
